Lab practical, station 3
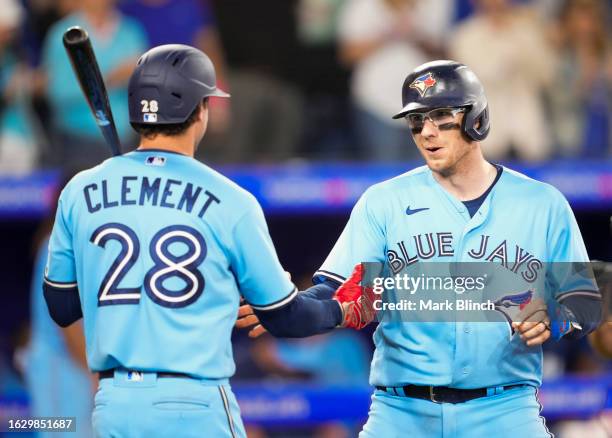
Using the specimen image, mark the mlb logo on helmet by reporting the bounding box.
[143,113,158,122]
[409,72,436,97]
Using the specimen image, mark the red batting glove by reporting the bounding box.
[333,264,377,330]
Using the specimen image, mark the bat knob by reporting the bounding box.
[63,26,89,45]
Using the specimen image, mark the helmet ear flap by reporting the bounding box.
[463,104,490,141]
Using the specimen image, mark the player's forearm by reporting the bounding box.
[254,294,342,338]
[60,323,89,371]
[339,37,389,66]
[300,280,340,301]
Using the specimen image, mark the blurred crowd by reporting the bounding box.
[0,0,610,172]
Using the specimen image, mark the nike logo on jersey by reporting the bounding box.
[405,206,430,215]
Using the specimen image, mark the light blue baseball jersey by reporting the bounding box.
[314,165,598,389]
[44,150,296,379]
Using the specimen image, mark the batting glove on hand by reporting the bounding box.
[333,264,377,330]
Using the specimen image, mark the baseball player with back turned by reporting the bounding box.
[42,44,349,438]
[237,60,603,437]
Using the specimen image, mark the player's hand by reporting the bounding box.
[333,264,377,330]
[236,302,267,338]
[511,298,551,347]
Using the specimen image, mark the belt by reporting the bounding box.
[375,384,524,404]
[99,369,191,380]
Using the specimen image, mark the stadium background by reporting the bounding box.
[0,0,610,437]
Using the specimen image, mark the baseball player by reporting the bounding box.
[43,45,344,438]
[238,61,603,437]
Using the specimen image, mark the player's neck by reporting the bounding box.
[138,134,196,157]
[432,150,496,201]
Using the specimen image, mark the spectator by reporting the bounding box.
[21,0,77,68]
[546,0,611,158]
[449,0,555,161]
[21,0,77,165]
[294,0,353,160]
[208,0,303,163]
[0,0,37,173]
[337,0,453,162]
[40,0,146,170]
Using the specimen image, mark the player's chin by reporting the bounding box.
[423,156,449,173]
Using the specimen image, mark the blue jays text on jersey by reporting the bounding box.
[314,165,599,389]
[44,150,296,380]
[387,232,543,283]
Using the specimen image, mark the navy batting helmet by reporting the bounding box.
[128,44,229,125]
[392,60,490,141]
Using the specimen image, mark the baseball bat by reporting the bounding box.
[62,26,122,156]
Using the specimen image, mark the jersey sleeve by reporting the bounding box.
[229,202,296,311]
[44,195,77,288]
[546,193,599,301]
[314,189,385,284]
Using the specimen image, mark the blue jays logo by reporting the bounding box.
[495,290,533,310]
[493,290,533,333]
[409,73,437,97]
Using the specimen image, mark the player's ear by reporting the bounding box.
[199,98,209,120]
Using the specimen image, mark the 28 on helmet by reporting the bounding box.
[128,44,230,125]
[392,60,490,141]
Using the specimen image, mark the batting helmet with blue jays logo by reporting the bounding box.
[392,60,490,141]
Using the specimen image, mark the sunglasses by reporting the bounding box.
[405,108,466,132]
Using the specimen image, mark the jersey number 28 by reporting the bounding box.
[90,223,206,308]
